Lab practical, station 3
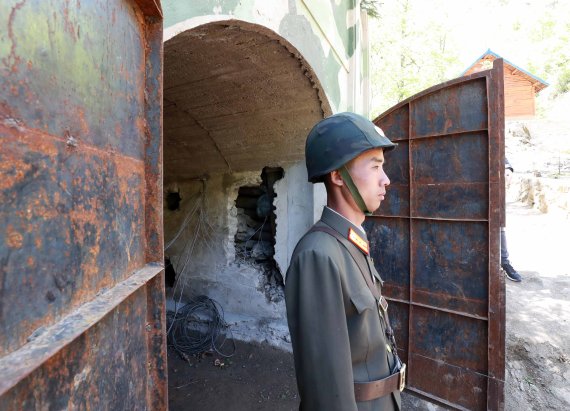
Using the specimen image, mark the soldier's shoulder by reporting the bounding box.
[292,223,342,257]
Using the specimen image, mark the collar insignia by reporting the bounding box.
[348,228,369,255]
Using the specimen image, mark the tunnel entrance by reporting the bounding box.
[162,19,330,351]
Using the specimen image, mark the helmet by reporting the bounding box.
[305,112,397,183]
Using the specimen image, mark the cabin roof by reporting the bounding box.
[461,49,549,93]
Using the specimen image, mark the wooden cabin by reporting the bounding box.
[462,49,548,119]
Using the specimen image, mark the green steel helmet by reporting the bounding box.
[305,112,397,183]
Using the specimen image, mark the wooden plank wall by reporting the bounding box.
[504,66,535,118]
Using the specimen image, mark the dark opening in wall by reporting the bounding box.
[164,256,176,288]
[166,190,182,211]
[234,167,284,302]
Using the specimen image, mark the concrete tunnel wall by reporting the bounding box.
[161,2,368,347]
[164,164,314,348]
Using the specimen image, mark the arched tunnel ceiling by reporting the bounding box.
[163,21,331,183]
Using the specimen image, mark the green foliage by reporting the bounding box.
[556,68,570,96]
[369,0,460,116]
[512,19,521,31]
[361,0,381,18]
[369,0,570,117]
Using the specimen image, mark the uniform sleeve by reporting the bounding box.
[285,249,357,411]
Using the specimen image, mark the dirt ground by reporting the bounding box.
[503,201,570,410]
[168,340,299,411]
[166,338,428,410]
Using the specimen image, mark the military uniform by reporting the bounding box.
[286,206,401,411]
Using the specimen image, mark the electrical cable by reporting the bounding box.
[166,295,236,358]
[165,180,235,357]
[164,191,201,251]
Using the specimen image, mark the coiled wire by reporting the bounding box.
[167,295,236,358]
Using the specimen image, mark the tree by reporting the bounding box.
[369,0,460,117]
[368,0,570,117]
[361,0,381,18]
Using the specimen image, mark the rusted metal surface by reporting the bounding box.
[487,58,506,411]
[367,60,506,410]
[0,265,162,400]
[0,0,165,409]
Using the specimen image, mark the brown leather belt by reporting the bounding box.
[354,364,406,402]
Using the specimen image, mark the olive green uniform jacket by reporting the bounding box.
[285,207,401,411]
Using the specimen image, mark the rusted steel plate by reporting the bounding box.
[0,123,146,356]
[142,13,165,264]
[412,183,488,221]
[0,265,162,396]
[371,61,506,410]
[411,132,489,220]
[409,307,488,410]
[1,288,153,410]
[0,0,165,408]
[412,220,489,318]
[365,217,410,301]
[386,300,409,365]
[487,58,506,411]
[144,273,168,410]
[409,306,488,375]
[411,78,488,139]
[1,0,147,156]
[377,140,410,217]
[377,103,409,141]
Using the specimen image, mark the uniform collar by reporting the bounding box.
[323,207,366,238]
[321,207,370,255]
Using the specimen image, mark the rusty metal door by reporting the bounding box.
[367,59,506,410]
[0,1,165,409]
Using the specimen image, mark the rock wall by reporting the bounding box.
[511,174,570,216]
[506,114,570,217]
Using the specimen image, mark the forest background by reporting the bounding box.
[368,0,570,117]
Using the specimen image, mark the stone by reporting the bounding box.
[256,194,272,218]
[552,387,570,406]
[235,229,257,242]
[251,241,274,260]
[236,214,259,234]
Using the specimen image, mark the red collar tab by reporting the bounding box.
[348,228,369,255]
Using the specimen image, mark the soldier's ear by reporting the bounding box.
[329,170,344,187]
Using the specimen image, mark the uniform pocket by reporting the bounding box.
[350,290,376,314]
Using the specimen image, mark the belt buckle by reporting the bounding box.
[399,363,406,392]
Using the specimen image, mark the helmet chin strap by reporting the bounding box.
[339,166,373,216]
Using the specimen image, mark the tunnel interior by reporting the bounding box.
[163,21,329,183]
[162,20,330,348]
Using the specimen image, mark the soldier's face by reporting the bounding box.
[347,148,390,212]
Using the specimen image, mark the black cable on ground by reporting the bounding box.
[167,295,236,358]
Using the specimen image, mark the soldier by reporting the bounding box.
[285,112,404,411]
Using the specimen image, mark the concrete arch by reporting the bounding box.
[163,19,332,183]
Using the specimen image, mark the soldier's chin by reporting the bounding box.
[369,201,382,213]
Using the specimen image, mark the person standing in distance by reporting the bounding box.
[501,157,522,282]
[285,112,404,411]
